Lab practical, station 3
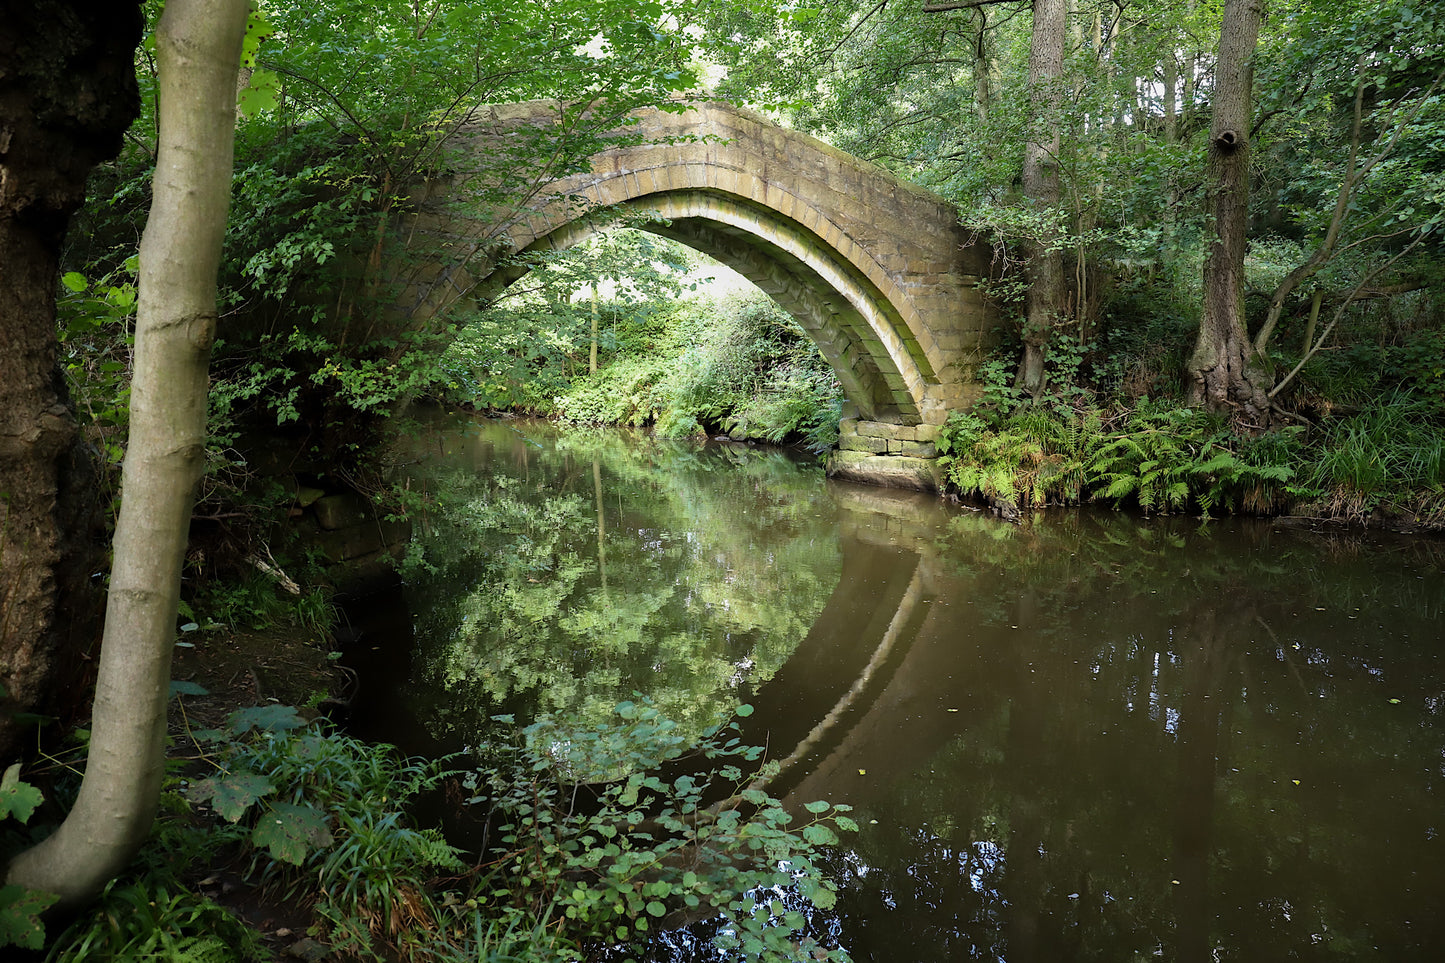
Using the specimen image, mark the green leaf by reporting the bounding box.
[226,704,307,736]
[169,680,209,700]
[0,885,57,950]
[189,772,276,822]
[0,765,43,824]
[646,900,666,917]
[802,824,839,846]
[60,272,87,293]
[251,802,332,865]
[238,69,281,119]
[803,800,830,814]
[735,703,754,717]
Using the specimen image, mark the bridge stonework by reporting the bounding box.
[410,100,999,489]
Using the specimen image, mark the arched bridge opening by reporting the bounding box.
[405,100,999,488]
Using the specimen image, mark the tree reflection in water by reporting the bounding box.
[366,414,1445,962]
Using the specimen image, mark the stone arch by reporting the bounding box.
[527,189,928,421]
[411,99,998,431]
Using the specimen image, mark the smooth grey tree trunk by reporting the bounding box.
[7,0,248,909]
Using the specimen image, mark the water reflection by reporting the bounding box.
[353,414,1445,961]
[387,417,842,746]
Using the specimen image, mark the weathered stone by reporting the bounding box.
[420,100,1000,430]
[840,433,890,454]
[899,440,937,458]
[295,485,326,508]
[826,451,943,492]
[314,519,411,564]
[313,493,375,531]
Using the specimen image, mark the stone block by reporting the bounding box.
[855,421,893,438]
[825,451,942,492]
[899,440,937,458]
[314,493,373,531]
[840,433,889,454]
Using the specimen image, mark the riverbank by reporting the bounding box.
[932,395,1445,534]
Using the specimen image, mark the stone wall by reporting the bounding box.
[827,413,946,491]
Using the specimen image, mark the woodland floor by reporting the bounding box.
[168,626,346,962]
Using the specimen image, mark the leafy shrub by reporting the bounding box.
[940,399,1298,516]
[187,707,461,962]
[173,698,852,963]
[46,879,260,963]
[466,699,853,962]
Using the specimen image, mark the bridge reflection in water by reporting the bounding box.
[343,418,1445,963]
[735,482,1444,963]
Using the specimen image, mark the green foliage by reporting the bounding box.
[39,777,263,962]
[0,885,57,952]
[1084,404,1296,516]
[45,878,258,963]
[55,261,138,475]
[0,763,43,825]
[1303,390,1445,516]
[939,395,1301,517]
[466,699,852,962]
[0,761,57,951]
[547,288,844,450]
[186,711,463,961]
[187,569,336,637]
[99,692,854,963]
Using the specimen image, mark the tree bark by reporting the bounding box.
[7,0,247,909]
[1015,0,1068,399]
[1188,0,1270,422]
[0,1,144,756]
[971,8,992,123]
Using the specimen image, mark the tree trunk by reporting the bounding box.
[1015,0,1068,399]
[1189,0,1270,422]
[972,8,992,123]
[589,284,600,375]
[0,1,144,756]
[7,0,248,909]
[1163,38,1179,143]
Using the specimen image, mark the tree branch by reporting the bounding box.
[921,0,1011,12]
[1268,234,1426,400]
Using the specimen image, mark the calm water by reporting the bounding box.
[344,414,1445,962]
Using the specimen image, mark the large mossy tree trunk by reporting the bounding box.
[7,0,247,910]
[1189,0,1271,423]
[1015,0,1068,399]
[0,0,144,757]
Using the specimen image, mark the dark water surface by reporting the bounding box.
[344,414,1445,962]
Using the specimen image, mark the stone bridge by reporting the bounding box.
[404,100,1000,489]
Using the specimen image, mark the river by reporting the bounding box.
[339,413,1445,962]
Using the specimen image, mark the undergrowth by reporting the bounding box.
[31,700,852,963]
[940,349,1444,522]
[457,287,845,452]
